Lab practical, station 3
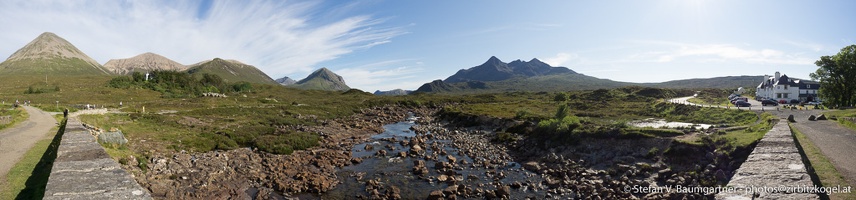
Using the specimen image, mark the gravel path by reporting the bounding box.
[784,110,856,187]
[0,106,58,185]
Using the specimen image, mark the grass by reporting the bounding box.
[790,123,856,200]
[0,119,65,200]
[0,105,28,131]
[823,109,856,132]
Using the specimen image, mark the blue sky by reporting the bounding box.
[1,0,854,91]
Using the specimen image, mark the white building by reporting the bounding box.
[756,71,820,102]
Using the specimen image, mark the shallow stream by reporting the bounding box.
[301,118,545,199]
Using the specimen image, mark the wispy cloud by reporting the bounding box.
[542,52,577,67]
[626,41,815,65]
[0,0,404,77]
[335,60,428,91]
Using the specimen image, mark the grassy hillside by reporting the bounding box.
[0,58,110,76]
[642,75,763,89]
[186,58,276,85]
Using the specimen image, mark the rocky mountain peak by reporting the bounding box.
[290,68,351,91]
[5,32,100,66]
[103,52,186,75]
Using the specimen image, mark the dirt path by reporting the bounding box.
[0,106,58,184]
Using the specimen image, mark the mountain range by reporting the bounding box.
[0,32,351,91]
[415,56,764,93]
[1,32,765,93]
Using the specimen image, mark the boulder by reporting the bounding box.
[788,115,796,122]
[523,161,540,172]
[817,114,827,120]
[98,130,129,145]
[495,185,511,198]
[809,115,817,121]
[428,190,445,200]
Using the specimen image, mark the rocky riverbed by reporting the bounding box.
[123,106,750,199]
[124,106,435,199]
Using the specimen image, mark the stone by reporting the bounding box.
[364,144,374,150]
[438,174,449,182]
[446,155,457,163]
[97,130,129,145]
[495,185,511,198]
[788,114,796,122]
[428,190,445,200]
[522,161,540,172]
[809,115,817,121]
[817,114,827,120]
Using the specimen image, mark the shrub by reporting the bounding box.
[537,115,582,134]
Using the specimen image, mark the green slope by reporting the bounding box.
[185,58,277,85]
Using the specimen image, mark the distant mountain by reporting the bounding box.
[0,32,110,76]
[374,89,411,96]
[275,76,297,85]
[289,68,350,91]
[642,76,764,89]
[415,56,762,94]
[445,56,574,83]
[103,52,186,75]
[185,58,277,84]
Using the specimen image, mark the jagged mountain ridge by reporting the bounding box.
[103,52,187,75]
[185,58,277,85]
[0,32,109,75]
[289,68,351,91]
[416,56,764,94]
[444,56,575,83]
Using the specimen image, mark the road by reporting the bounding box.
[0,106,58,184]
[670,96,856,187]
[670,96,796,111]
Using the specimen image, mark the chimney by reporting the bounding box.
[775,71,780,80]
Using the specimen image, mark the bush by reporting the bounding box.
[537,115,582,134]
[253,132,320,155]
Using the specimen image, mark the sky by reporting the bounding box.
[1,0,854,92]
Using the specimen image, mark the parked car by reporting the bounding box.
[731,97,748,105]
[761,99,778,106]
[789,99,800,105]
[734,100,751,107]
[807,101,821,106]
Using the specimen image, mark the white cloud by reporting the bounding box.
[543,52,577,67]
[335,60,428,91]
[628,41,814,65]
[0,0,404,77]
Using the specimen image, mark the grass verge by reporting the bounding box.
[0,118,65,200]
[790,123,856,200]
[0,105,29,131]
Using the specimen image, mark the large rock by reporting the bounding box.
[809,115,817,121]
[788,115,796,122]
[97,130,129,145]
[428,190,445,200]
[817,114,827,120]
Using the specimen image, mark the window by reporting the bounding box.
[784,85,788,90]
[783,93,789,98]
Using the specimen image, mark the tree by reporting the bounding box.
[811,45,856,108]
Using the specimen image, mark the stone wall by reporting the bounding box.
[715,121,819,199]
[44,118,151,200]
